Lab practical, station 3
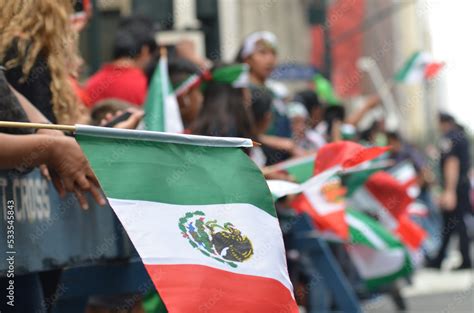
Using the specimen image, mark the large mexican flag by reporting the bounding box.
[75,125,297,313]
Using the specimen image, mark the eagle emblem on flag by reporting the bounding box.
[178,211,254,268]
[321,179,347,204]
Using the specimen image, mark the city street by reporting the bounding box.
[364,269,474,313]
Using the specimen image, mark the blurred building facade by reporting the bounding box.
[81,0,438,142]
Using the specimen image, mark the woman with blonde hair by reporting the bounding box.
[0,0,80,124]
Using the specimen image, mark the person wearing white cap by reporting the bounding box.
[237,31,278,87]
[237,31,301,164]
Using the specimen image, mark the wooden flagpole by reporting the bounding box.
[0,121,76,132]
[160,46,167,58]
[0,121,261,146]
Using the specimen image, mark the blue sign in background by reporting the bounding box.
[270,63,318,81]
[0,169,136,276]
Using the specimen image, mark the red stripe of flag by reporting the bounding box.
[146,264,299,313]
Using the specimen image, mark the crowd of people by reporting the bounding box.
[0,1,472,313]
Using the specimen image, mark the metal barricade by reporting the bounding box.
[0,169,151,312]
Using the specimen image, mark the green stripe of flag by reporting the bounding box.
[347,208,412,290]
[342,167,379,197]
[341,159,392,196]
[364,252,412,290]
[76,128,276,217]
[347,208,403,249]
[271,154,316,184]
[394,51,420,82]
[285,160,314,184]
[144,57,168,132]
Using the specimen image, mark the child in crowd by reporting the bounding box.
[287,102,321,152]
[294,90,324,130]
[236,32,277,84]
[237,31,292,139]
[237,31,299,164]
[293,90,327,149]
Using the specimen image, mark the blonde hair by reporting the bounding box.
[0,0,79,124]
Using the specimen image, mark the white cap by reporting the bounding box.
[240,31,277,59]
[286,102,308,119]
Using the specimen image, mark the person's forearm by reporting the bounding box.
[0,134,53,169]
[331,120,342,142]
[346,95,379,126]
[444,156,460,192]
[9,84,50,124]
[346,105,369,126]
[259,135,294,152]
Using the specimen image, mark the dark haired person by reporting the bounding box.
[294,89,323,129]
[317,94,380,143]
[237,32,308,165]
[191,64,255,140]
[249,88,307,176]
[84,15,158,107]
[386,131,427,172]
[293,89,327,149]
[237,31,292,140]
[249,87,273,167]
[427,113,472,270]
[236,31,277,86]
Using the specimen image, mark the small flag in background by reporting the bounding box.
[388,161,420,199]
[313,73,340,105]
[290,142,389,240]
[388,161,429,216]
[174,73,201,97]
[264,154,316,184]
[314,141,390,175]
[291,167,348,239]
[144,49,184,133]
[394,51,444,84]
[347,209,412,290]
[75,125,298,313]
[266,180,302,200]
[266,181,413,289]
[341,159,393,197]
[350,171,427,250]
